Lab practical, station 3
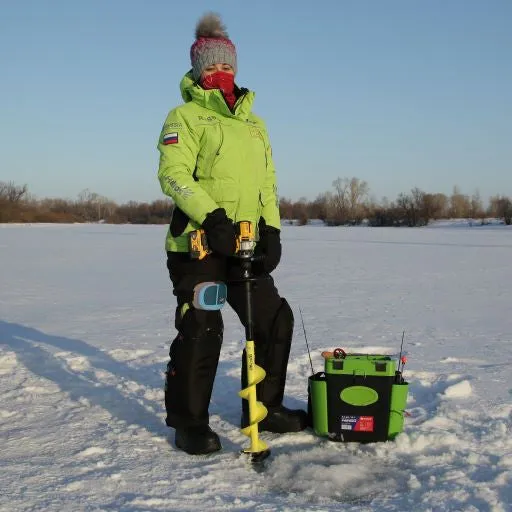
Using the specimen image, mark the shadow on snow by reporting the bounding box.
[0,320,168,438]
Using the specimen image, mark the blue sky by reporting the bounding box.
[1,0,511,204]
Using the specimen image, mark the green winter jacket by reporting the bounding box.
[157,72,280,252]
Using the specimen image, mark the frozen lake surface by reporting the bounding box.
[1,223,511,511]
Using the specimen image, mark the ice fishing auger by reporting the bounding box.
[188,221,270,461]
[236,221,271,462]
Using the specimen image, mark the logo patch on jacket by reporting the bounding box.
[249,127,263,140]
[163,132,179,145]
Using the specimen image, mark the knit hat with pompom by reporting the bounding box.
[190,13,237,81]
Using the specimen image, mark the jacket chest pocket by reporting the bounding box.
[247,127,268,181]
[198,123,224,178]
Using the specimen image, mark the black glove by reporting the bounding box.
[202,208,237,256]
[257,217,282,273]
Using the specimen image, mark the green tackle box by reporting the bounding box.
[308,353,408,442]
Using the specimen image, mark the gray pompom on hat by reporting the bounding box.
[190,13,237,80]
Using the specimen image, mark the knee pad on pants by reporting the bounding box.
[165,306,224,428]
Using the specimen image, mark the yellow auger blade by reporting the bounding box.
[239,340,269,456]
[238,364,266,397]
[242,433,268,454]
[240,401,268,434]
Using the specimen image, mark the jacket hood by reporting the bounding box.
[179,71,255,118]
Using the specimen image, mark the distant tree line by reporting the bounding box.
[279,178,512,226]
[0,182,171,224]
[1,178,511,226]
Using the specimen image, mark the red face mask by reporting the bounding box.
[201,71,236,109]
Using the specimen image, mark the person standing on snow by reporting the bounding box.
[157,13,307,455]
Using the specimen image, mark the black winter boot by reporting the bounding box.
[175,425,221,455]
[258,405,308,433]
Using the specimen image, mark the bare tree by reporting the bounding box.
[309,192,331,221]
[397,192,417,226]
[449,186,471,218]
[331,177,350,224]
[279,197,294,220]
[0,181,29,222]
[348,177,369,222]
[330,177,369,224]
[431,193,449,219]
[76,189,112,221]
[502,198,512,225]
[291,197,309,225]
[421,193,437,222]
[410,187,429,225]
[0,181,28,203]
[489,195,512,225]
[469,190,484,220]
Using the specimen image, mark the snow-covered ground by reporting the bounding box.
[1,223,511,511]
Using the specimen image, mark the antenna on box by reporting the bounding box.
[299,306,315,375]
[395,330,407,383]
[398,330,405,371]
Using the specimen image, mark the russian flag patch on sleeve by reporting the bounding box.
[163,132,179,145]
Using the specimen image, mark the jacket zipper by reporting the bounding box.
[208,124,224,175]
[233,90,248,114]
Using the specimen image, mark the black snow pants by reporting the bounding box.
[164,251,294,429]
